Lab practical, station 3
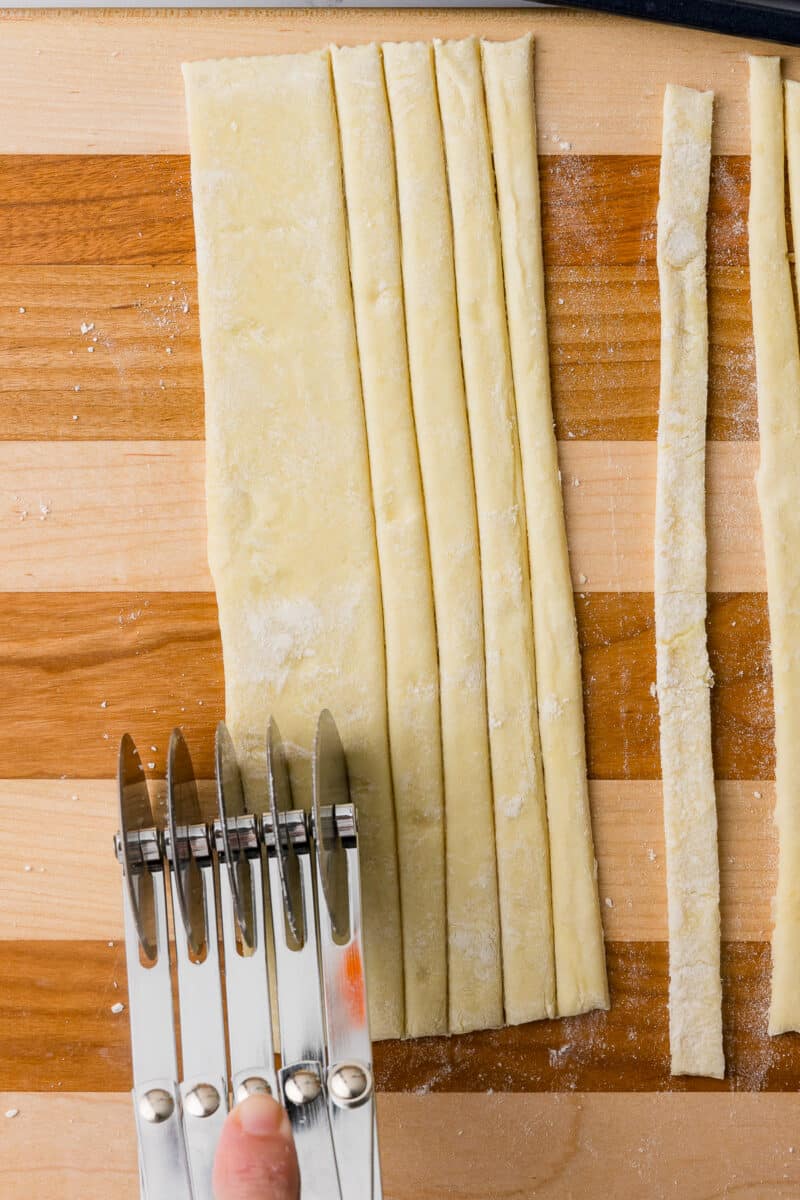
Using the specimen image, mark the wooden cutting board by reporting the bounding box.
[1,8,799,1198]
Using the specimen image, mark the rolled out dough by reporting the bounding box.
[331,43,447,1038]
[435,36,556,1025]
[655,83,722,1079]
[383,40,504,1034]
[482,33,608,1018]
[183,51,404,1040]
[749,57,800,1036]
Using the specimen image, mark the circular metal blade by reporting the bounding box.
[266,717,304,949]
[215,721,254,950]
[312,709,350,943]
[166,728,206,957]
[117,733,157,962]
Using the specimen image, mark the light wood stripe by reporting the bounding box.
[0,1094,138,1200]
[0,441,209,591]
[0,11,795,155]
[594,780,776,942]
[0,591,771,782]
[0,779,775,943]
[0,440,763,593]
[1,1092,799,1200]
[0,941,791,1092]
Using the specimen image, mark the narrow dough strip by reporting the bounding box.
[383,40,503,1034]
[183,51,404,1039]
[786,79,800,267]
[481,33,607,1018]
[655,83,722,1078]
[749,56,800,1036]
[331,43,447,1038]
[434,36,556,1025]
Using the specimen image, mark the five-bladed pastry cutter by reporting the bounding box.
[114,710,380,1199]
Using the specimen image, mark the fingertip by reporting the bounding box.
[234,1094,292,1139]
[213,1095,299,1200]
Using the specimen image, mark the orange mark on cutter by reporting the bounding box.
[340,942,366,1024]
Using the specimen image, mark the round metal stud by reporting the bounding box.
[283,1069,322,1106]
[328,1063,372,1109]
[235,1076,272,1104]
[139,1088,175,1124]
[184,1083,221,1119]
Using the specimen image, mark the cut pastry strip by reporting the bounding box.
[482,34,607,1019]
[655,82,722,1077]
[749,57,800,1036]
[434,36,555,1025]
[383,39,503,1034]
[331,43,447,1038]
[183,51,404,1039]
[785,78,800,261]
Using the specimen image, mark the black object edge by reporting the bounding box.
[538,0,799,45]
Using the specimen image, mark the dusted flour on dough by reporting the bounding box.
[183,50,404,1040]
[655,82,722,1079]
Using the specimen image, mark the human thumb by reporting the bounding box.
[213,1094,300,1200]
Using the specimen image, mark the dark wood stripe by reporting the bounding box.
[0,155,745,269]
[0,592,772,781]
[581,591,772,781]
[0,155,754,441]
[0,592,224,779]
[0,939,789,1094]
[380,941,781,1094]
[0,156,195,267]
[542,155,748,268]
[0,266,204,441]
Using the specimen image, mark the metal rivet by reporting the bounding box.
[139,1088,174,1124]
[329,1063,372,1108]
[284,1069,322,1106]
[235,1077,272,1104]
[185,1083,221,1119]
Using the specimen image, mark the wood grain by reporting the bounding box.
[1,155,745,269]
[562,440,763,593]
[581,591,774,782]
[0,157,194,266]
[0,9,796,155]
[0,1094,139,1200]
[0,267,203,440]
[593,779,777,942]
[0,442,210,591]
[0,591,771,781]
[0,17,788,1199]
[4,1092,800,1200]
[0,939,794,1094]
[0,592,224,778]
[0,779,776,943]
[0,155,754,442]
[383,1093,800,1199]
[0,439,764,592]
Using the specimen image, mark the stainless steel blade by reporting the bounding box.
[266,716,305,949]
[215,720,255,949]
[166,727,206,957]
[117,732,158,962]
[312,709,350,943]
